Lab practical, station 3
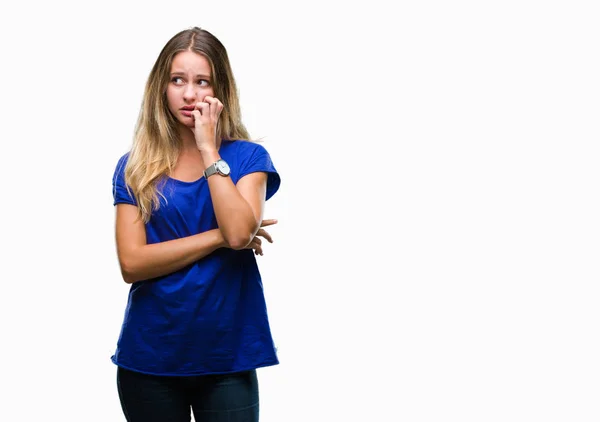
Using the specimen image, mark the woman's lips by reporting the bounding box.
[180,105,195,117]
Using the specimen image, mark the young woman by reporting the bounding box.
[111,27,281,421]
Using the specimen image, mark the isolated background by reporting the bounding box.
[1,1,599,421]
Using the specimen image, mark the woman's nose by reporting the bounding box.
[183,84,197,101]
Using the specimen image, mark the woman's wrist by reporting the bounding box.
[199,147,220,166]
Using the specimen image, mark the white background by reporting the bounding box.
[1,0,599,421]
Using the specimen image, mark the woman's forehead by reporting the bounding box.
[170,51,211,74]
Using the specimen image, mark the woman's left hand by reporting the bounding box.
[191,95,224,152]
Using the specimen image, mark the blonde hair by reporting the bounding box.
[125,27,251,222]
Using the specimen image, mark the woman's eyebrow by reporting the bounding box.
[170,72,211,78]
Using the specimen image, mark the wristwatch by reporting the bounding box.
[203,159,231,178]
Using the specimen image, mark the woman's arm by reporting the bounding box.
[201,150,268,250]
[115,203,226,284]
[115,203,276,283]
[191,97,272,249]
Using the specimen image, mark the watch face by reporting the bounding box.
[217,160,230,175]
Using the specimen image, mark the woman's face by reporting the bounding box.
[166,50,215,128]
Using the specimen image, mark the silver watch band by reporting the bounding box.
[203,159,230,178]
[203,163,218,178]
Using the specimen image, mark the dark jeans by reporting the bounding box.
[117,367,259,422]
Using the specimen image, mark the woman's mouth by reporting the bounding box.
[180,105,195,117]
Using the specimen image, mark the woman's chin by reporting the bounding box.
[176,117,196,128]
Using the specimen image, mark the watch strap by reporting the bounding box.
[203,159,230,178]
[203,162,218,178]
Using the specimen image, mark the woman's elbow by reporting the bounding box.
[120,268,137,284]
[119,257,138,284]
[226,234,253,250]
[120,271,136,284]
[222,219,259,250]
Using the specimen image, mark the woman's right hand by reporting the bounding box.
[245,219,277,256]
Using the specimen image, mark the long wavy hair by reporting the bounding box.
[125,27,251,222]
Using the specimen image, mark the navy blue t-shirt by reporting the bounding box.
[111,140,281,376]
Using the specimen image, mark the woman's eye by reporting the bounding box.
[198,79,210,87]
[171,77,184,84]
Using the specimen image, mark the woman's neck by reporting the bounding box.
[178,126,222,154]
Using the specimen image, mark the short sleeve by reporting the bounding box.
[237,143,281,201]
[112,153,137,206]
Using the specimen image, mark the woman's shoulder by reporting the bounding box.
[117,151,131,164]
[113,151,132,179]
